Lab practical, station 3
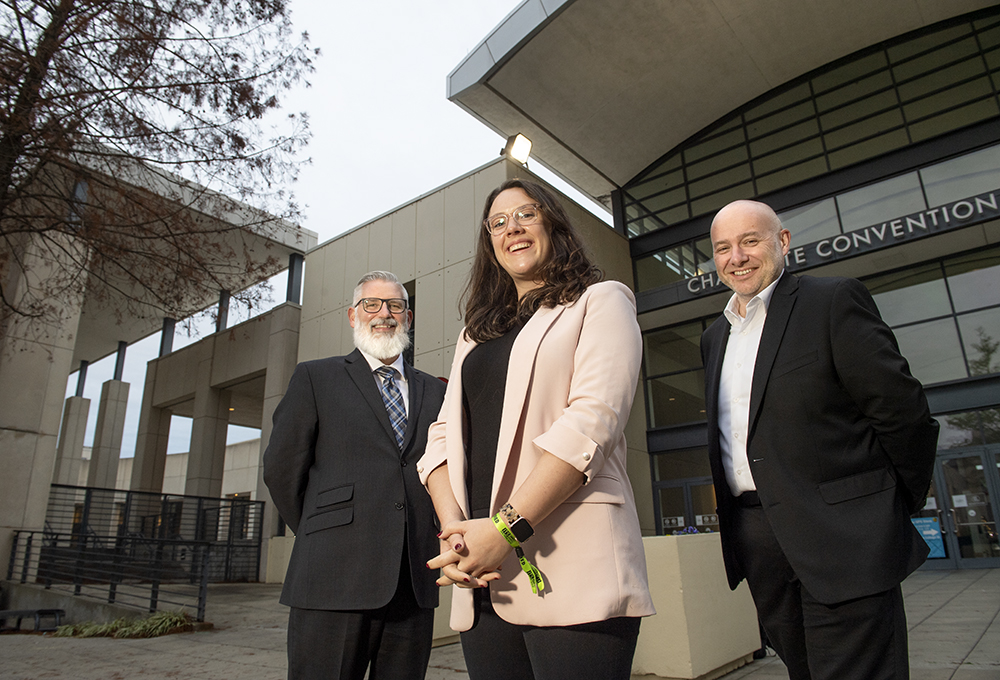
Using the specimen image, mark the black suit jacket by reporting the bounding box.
[701,274,939,604]
[263,349,446,611]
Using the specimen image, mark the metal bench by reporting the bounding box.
[0,609,66,632]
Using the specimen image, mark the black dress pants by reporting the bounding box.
[459,587,641,680]
[286,550,433,680]
[731,500,910,680]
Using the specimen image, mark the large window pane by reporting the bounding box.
[640,186,688,215]
[820,89,899,130]
[888,25,973,66]
[644,322,704,376]
[653,447,711,481]
[778,198,841,244]
[751,137,825,175]
[627,168,685,202]
[754,157,829,194]
[893,318,967,384]
[657,487,686,532]
[828,128,910,169]
[636,250,684,291]
[815,70,894,112]
[647,370,706,428]
[865,264,950,326]
[902,77,994,121]
[921,146,1000,206]
[897,57,987,102]
[813,52,889,94]
[684,127,747,164]
[837,173,926,231]
[956,308,1000,376]
[983,408,1000,444]
[909,98,1000,142]
[944,247,1000,312]
[939,410,987,448]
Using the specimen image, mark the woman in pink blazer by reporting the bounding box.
[420,179,654,680]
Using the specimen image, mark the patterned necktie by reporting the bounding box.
[375,366,407,448]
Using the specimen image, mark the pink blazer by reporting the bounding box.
[418,281,655,631]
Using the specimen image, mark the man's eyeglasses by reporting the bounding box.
[355,298,408,314]
[484,203,542,236]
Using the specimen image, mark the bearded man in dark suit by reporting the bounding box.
[264,270,446,680]
[701,200,939,680]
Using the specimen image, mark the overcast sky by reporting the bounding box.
[68,0,611,461]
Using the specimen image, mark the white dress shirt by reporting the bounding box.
[718,272,783,496]
[359,350,410,418]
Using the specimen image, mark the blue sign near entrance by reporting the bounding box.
[912,517,946,558]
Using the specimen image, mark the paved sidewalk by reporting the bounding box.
[1,568,997,679]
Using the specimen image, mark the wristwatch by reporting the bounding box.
[500,502,534,542]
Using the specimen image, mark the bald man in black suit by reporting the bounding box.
[701,201,938,680]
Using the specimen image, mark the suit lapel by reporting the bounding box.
[345,348,399,448]
[703,318,730,427]
[748,273,798,436]
[400,362,422,453]
[491,303,565,506]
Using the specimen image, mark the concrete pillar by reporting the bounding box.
[0,233,85,562]
[216,290,230,333]
[87,379,130,489]
[53,396,91,485]
[257,302,302,579]
[185,344,229,498]
[130,360,171,494]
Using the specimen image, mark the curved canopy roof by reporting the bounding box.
[449,0,998,204]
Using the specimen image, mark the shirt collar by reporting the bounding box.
[358,349,406,378]
[723,270,784,327]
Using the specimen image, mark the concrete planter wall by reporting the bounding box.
[632,533,760,679]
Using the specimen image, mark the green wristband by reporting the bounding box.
[492,513,545,594]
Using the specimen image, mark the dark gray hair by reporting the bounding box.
[353,270,408,306]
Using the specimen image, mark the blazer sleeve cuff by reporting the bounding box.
[418,421,448,485]
[533,421,601,482]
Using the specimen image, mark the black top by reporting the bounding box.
[462,322,524,519]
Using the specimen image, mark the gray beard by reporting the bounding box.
[353,319,411,361]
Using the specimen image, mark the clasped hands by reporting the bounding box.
[426,517,511,588]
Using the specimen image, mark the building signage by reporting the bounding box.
[676,190,1000,302]
[911,517,946,559]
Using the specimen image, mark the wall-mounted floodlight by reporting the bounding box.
[501,133,532,164]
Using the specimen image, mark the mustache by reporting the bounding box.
[368,318,399,329]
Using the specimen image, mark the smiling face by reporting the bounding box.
[348,278,412,364]
[711,200,790,316]
[488,187,552,298]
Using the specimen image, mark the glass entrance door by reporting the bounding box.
[923,448,1000,568]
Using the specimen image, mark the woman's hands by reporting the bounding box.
[427,518,509,588]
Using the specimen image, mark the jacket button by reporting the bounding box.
[401,460,408,467]
[582,452,591,461]
[395,502,404,510]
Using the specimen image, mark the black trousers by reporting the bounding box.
[286,550,434,680]
[459,587,641,680]
[731,501,909,680]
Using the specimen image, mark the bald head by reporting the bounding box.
[710,200,790,316]
[711,200,783,238]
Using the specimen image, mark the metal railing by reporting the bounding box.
[7,530,210,621]
[45,484,264,583]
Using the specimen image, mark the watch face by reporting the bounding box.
[511,518,533,542]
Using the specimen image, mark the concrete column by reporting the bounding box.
[257,302,302,580]
[0,232,85,562]
[87,379,130,489]
[53,396,91,485]
[130,360,171,494]
[185,345,229,498]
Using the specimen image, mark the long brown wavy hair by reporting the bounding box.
[462,179,603,342]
